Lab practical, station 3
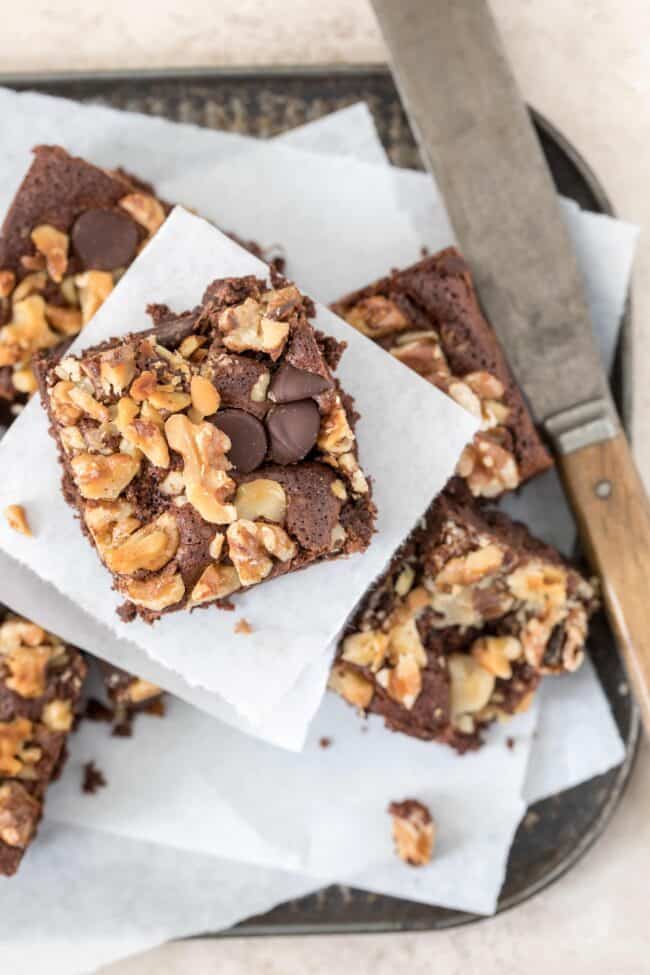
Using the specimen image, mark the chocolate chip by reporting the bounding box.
[266,400,320,465]
[268,363,332,404]
[71,209,140,271]
[212,409,268,473]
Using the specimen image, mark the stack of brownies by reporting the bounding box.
[0,147,596,875]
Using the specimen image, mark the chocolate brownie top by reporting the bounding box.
[330,483,596,751]
[38,273,376,623]
[0,145,170,403]
[332,247,553,499]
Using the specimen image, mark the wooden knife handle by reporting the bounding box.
[558,431,650,733]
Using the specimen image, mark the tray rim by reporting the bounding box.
[0,63,639,933]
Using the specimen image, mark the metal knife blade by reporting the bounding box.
[371,0,618,453]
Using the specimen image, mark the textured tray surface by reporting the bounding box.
[0,66,638,933]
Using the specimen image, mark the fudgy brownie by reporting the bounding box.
[0,613,86,876]
[330,483,596,752]
[37,273,376,622]
[0,145,282,407]
[332,248,552,499]
[97,661,164,731]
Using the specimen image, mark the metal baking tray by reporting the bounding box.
[0,65,638,933]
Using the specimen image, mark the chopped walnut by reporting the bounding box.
[116,397,170,469]
[0,295,59,369]
[0,781,40,848]
[75,271,114,325]
[71,452,141,501]
[317,398,355,455]
[447,653,495,729]
[471,635,522,679]
[30,225,68,282]
[165,413,237,524]
[234,618,253,635]
[456,432,520,498]
[130,369,191,413]
[124,569,185,612]
[119,193,166,236]
[0,270,15,298]
[218,297,289,359]
[436,544,504,588]
[189,563,241,606]
[389,799,435,867]
[344,296,411,338]
[42,699,74,732]
[102,512,179,575]
[234,479,287,523]
[0,718,37,777]
[99,346,137,395]
[328,662,374,709]
[45,303,83,337]
[190,375,220,418]
[227,519,296,586]
[4,504,31,536]
[13,271,47,303]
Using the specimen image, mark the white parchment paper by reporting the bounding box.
[0,206,478,730]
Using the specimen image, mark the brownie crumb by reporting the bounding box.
[82,761,107,795]
[318,736,332,749]
[506,736,516,750]
[388,799,435,867]
[234,618,253,635]
[111,717,133,738]
[143,696,167,718]
[84,697,114,723]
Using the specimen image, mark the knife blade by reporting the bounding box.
[372,0,650,733]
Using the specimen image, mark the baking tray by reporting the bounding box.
[0,65,639,933]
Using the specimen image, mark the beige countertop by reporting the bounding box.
[2,2,648,973]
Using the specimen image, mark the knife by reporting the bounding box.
[371,0,650,733]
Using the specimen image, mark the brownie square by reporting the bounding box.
[332,247,553,499]
[0,145,281,409]
[0,613,86,876]
[330,483,596,752]
[37,273,376,623]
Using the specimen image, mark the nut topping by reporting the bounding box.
[234,479,287,523]
[0,718,36,776]
[0,270,15,298]
[471,635,522,679]
[125,570,185,611]
[190,375,220,418]
[436,544,504,588]
[119,193,166,236]
[71,452,141,501]
[103,513,179,575]
[317,398,354,455]
[447,653,495,725]
[227,519,296,585]
[30,225,69,282]
[4,504,31,537]
[165,414,237,524]
[189,564,241,606]
[0,781,39,848]
[218,297,289,359]
[389,800,435,867]
[42,699,74,732]
[75,270,114,325]
[328,662,374,710]
[344,296,410,338]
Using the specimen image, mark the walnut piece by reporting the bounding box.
[344,296,411,338]
[99,346,136,395]
[45,303,83,337]
[389,799,435,867]
[317,398,355,455]
[0,295,59,369]
[165,413,237,524]
[103,512,179,575]
[456,432,520,498]
[447,653,496,728]
[0,781,40,848]
[218,297,289,359]
[4,504,31,536]
[124,570,185,612]
[234,479,287,523]
[119,193,166,236]
[30,225,69,282]
[0,270,15,298]
[42,699,74,732]
[0,718,36,777]
[130,370,191,413]
[190,375,220,418]
[436,544,504,588]
[328,662,374,710]
[122,679,162,706]
[75,271,114,325]
[471,635,522,679]
[71,452,141,501]
[227,519,296,585]
[189,564,241,606]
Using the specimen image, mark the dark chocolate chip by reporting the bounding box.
[71,209,140,271]
[266,400,320,465]
[212,409,268,473]
[268,362,332,404]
